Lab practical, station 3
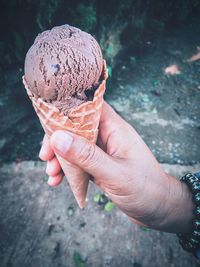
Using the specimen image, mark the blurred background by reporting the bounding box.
[0,0,200,163]
[0,1,200,266]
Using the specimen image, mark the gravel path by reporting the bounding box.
[0,161,200,267]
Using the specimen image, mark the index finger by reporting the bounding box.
[100,101,125,127]
[39,134,55,161]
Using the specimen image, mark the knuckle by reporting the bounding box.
[78,142,96,166]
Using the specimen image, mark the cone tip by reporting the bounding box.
[77,198,86,209]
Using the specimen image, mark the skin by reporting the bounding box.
[39,101,194,234]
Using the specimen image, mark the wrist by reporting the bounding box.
[156,173,194,233]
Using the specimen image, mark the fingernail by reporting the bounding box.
[39,145,45,159]
[47,176,54,186]
[39,136,48,159]
[52,131,73,154]
[46,163,52,175]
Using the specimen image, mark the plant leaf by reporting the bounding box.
[43,175,49,182]
[93,194,101,203]
[104,201,115,212]
[73,251,86,267]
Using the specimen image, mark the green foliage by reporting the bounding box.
[1,0,200,70]
[104,201,115,212]
[93,193,101,203]
[0,42,5,55]
[71,3,97,32]
[140,226,150,231]
[151,20,164,33]
[130,56,137,66]
[13,32,25,61]
[43,175,49,182]
[67,206,75,217]
[107,65,112,77]
[93,193,108,205]
[73,251,86,267]
[107,44,114,57]
[36,0,63,31]
[93,193,115,211]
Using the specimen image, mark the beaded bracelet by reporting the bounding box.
[177,172,200,258]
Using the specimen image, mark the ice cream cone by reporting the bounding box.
[23,60,108,208]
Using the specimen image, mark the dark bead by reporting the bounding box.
[192,230,200,238]
[190,238,199,245]
[181,175,188,182]
[181,175,187,182]
[178,233,190,241]
[193,193,200,205]
[186,173,193,179]
[179,237,187,247]
[196,207,200,216]
[188,177,199,184]
[194,220,200,230]
[183,242,194,252]
[178,236,185,244]
[192,182,200,193]
[178,173,200,254]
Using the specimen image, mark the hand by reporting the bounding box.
[39,102,194,233]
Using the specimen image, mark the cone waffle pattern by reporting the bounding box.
[23,60,108,208]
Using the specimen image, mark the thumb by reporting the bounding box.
[50,130,120,180]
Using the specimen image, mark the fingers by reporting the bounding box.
[47,173,64,187]
[39,134,55,161]
[46,156,61,176]
[40,135,63,187]
[46,157,64,187]
[100,101,126,128]
[100,101,117,127]
[50,130,120,181]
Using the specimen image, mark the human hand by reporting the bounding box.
[39,102,194,233]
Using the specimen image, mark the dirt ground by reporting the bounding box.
[0,161,200,267]
[0,19,200,267]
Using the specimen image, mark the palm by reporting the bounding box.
[97,106,136,159]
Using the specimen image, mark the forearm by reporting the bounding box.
[155,174,194,234]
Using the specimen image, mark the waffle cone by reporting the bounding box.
[23,60,108,208]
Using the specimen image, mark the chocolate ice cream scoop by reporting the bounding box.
[24,24,103,114]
